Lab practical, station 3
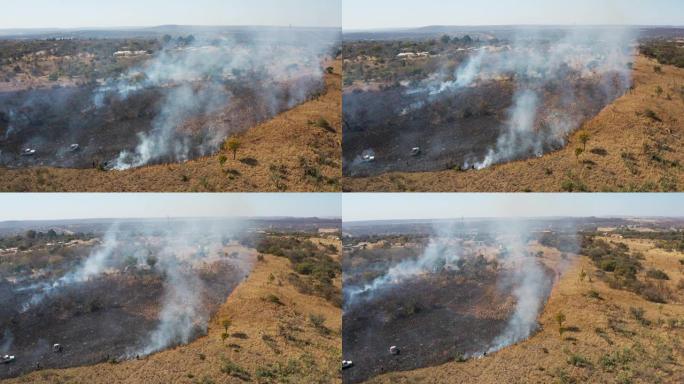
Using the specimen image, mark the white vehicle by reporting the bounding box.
[389,346,400,355]
[53,343,63,353]
[342,360,353,369]
[69,144,80,152]
[362,154,375,162]
[411,147,421,157]
[21,148,36,156]
[1,354,15,364]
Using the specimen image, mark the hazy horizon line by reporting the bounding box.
[0,24,342,33]
[343,215,683,223]
[343,23,684,32]
[0,216,342,224]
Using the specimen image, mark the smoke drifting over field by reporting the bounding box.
[411,28,634,169]
[344,223,461,308]
[344,220,572,357]
[486,223,553,353]
[0,27,339,169]
[17,220,253,357]
[100,31,338,169]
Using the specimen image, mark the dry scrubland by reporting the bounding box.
[344,56,684,192]
[0,61,341,192]
[3,240,342,384]
[363,237,684,384]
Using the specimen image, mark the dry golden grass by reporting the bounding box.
[344,55,684,192]
[4,242,342,384]
[0,61,341,192]
[363,241,684,384]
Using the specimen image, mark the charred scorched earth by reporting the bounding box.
[342,235,561,383]
[0,27,337,170]
[0,227,253,379]
[343,29,632,177]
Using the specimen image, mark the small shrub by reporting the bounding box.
[590,147,608,156]
[645,268,669,280]
[265,294,283,305]
[309,313,326,329]
[220,359,250,381]
[315,117,335,133]
[643,109,661,122]
[629,307,650,326]
[567,354,592,368]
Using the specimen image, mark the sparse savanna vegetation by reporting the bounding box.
[255,233,342,307]
[361,223,684,384]
[344,53,684,192]
[0,59,342,192]
[2,231,343,384]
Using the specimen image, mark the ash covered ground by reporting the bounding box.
[341,218,583,383]
[0,219,257,379]
[0,26,340,170]
[343,26,634,177]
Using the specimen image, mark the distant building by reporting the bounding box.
[113,50,148,57]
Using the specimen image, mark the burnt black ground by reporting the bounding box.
[0,262,244,379]
[342,272,510,384]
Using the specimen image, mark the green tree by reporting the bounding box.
[226,137,241,160]
[222,319,232,333]
[556,311,566,337]
[578,132,590,151]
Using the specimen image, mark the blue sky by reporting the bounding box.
[0,194,340,221]
[0,0,341,29]
[343,194,684,222]
[343,0,684,30]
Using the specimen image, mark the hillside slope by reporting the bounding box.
[0,62,341,192]
[362,238,684,384]
[2,250,342,384]
[344,55,684,192]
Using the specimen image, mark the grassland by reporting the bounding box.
[343,55,684,192]
[361,235,684,384]
[3,235,342,384]
[0,60,341,192]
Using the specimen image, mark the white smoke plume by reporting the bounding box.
[17,220,254,357]
[92,29,339,170]
[344,223,461,308]
[406,27,635,168]
[486,227,550,353]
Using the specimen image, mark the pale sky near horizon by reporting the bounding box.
[0,194,340,221]
[343,0,684,30]
[0,0,341,29]
[343,194,684,222]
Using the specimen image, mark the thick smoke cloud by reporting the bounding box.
[94,29,339,169]
[17,220,253,356]
[344,223,461,309]
[486,225,550,353]
[345,220,575,355]
[407,27,634,169]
